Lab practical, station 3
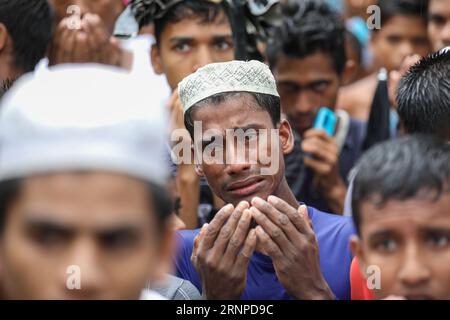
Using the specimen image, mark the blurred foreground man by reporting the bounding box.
[0,65,173,299]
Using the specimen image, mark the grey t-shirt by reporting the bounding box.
[151,275,202,300]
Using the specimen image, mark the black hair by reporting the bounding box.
[184,91,281,137]
[397,50,450,140]
[266,0,346,75]
[376,0,428,30]
[132,0,226,46]
[0,0,53,72]
[352,134,450,235]
[0,178,173,234]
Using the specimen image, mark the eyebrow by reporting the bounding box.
[367,230,397,242]
[169,34,233,44]
[421,227,450,235]
[25,217,74,236]
[24,215,143,236]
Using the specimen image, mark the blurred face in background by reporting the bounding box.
[0,172,171,300]
[151,11,234,91]
[273,52,341,137]
[371,15,430,72]
[428,0,450,51]
[352,194,450,300]
[48,0,125,33]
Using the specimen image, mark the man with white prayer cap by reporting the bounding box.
[174,60,356,300]
[0,64,173,300]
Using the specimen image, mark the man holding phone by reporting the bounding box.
[267,0,366,214]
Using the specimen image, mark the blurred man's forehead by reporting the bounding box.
[162,13,232,40]
[360,195,450,235]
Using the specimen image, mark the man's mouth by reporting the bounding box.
[227,177,265,197]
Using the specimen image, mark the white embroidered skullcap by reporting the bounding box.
[0,64,168,185]
[178,60,280,112]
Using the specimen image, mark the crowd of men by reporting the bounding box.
[0,0,449,300]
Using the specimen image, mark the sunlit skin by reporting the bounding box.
[151,12,234,91]
[0,172,172,300]
[351,195,450,300]
[48,0,125,33]
[191,94,296,208]
[428,0,450,51]
[371,16,430,72]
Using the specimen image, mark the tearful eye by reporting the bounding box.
[214,40,232,51]
[101,232,137,251]
[310,81,330,93]
[174,43,190,53]
[375,239,398,253]
[427,234,449,249]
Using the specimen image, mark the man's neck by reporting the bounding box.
[0,58,23,87]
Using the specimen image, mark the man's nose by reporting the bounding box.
[224,142,252,175]
[398,244,431,289]
[441,22,450,46]
[294,90,317,114]
[66,238,105,297]
[192,47,214,73]
[399,41,415,59]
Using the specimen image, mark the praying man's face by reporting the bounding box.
[151,11,235,91]
[351,194,450,300]
[189,93,294,206]
[0,172,172,300]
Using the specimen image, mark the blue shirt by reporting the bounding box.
[175,206,355,300]
[285,119,366,213]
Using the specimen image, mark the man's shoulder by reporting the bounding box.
[177,229,200,247]
[308,206,356,238]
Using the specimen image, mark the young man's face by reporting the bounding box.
[372,15,430,72]
[49,0,125,33]
[152,12,234,91]
[428,0,450,52]
[272,52,341,137]
[352,194,450,300]
[0,172,170,300]
[191,94,294,206]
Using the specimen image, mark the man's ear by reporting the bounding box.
[190,144,205,177]
[350,235,367,276]
[278,119,295,155]
[194,163,204,177]
[151,226,175,282]
[0,24,8,52]
[151,44,164,75]
[342,59,357,85]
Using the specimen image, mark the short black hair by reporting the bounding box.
[0,178,173,235]
[184,92,281,137]
[267,0,347,75]
[142,0,227,47]
[352,134,450,235]
[0,0,53,72]
[397,50,450,140]
[376,0,428,30]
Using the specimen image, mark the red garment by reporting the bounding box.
[350,257,375,300]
